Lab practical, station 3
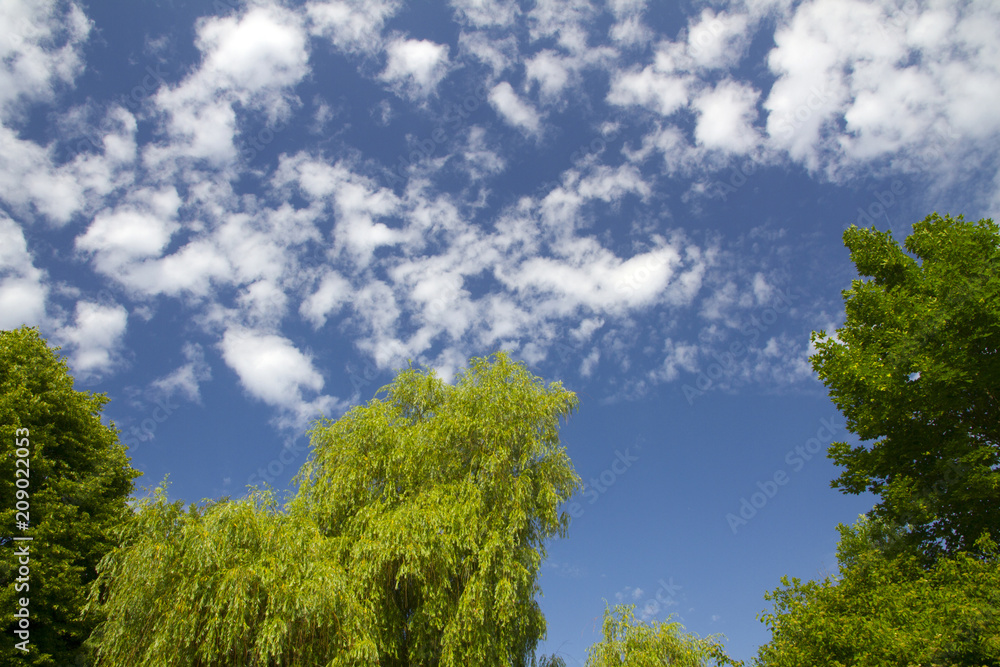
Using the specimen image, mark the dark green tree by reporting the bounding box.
[810,213,1000,560]
[1,326,140,666]
[86,351,582,666]
[755,517,1000,666]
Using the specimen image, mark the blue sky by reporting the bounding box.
[2,0,999,662]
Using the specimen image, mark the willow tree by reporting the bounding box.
[291,351,582,665]
[86,351,582,666]
[85,486,378,665]
[584,604,741,667]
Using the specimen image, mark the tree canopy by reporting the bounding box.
[1,326,140,666]
[755,516,1000,666]
[756,214,1000,664]
[584,603,741,667]
[810,213,1000,559]
[86,351,583,666]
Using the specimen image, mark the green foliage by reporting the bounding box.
[755,518,1000,666]
[810,213,1000,559]
[0,326,140,666]
[585,603,741,667]
[85,485,377,666]
[292,352,582,666]
[86,351,582,666]
[759,215,1000,664]
[532,654,568,667]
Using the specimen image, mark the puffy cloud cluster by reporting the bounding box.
[4,0,998,428]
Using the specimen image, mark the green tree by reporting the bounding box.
[85,485,378,665]
[86,351,582,666]
[755,517,1000,666]
[584,603,741,667]
[1,326,140,666]
[810,213,1000,560]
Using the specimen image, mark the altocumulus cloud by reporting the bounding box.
[0,0,997,429]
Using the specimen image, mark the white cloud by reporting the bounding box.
[220,328,324,409]
[450,0,519,28]
[525,50,572,102]
[607,65,690,116]
[0,277,47,329]
[650,338,700,382]
[763,0,1000,180]
[489,82,541,135]
[527,0,598,54]
[152,342,212,403]
[301,270,351,329]
[686,9,752,70]
[0,216,48,328]
[196,6,309,92]
[460,126,506,180]
[608,0,651,46]
[380,38,450,99]
[0,104,137,226]
[692,79,761,153]
[274,154,403,264]
[458,32,518,77]
[150,5,309,167]
[0,0,90,119]
[57,301,128,377]
[76,207,179,274]
[306,0,400,54]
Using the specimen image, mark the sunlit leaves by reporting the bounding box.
[811,213,1000,559]
[755,518,1000,666]
[293,351,582,666]
[86,485,377,666]
[584,603,741,667]
[87,351,581,666]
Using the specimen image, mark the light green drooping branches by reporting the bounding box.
[85,486,378,666]
[87,351,582,666]
[585,603,741,667]
[292,352,582,666]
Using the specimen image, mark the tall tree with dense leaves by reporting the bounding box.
[86,351,582,666]
[0,326,140,666]
[292,351,582,666]
[584,603,741,667]
[810,213,1000,560]
[755,516,1000,666]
